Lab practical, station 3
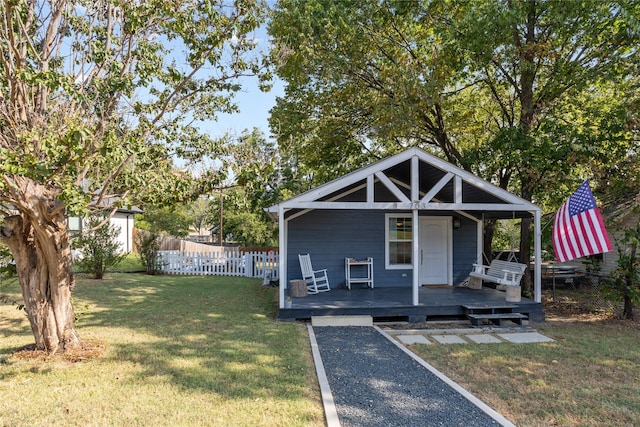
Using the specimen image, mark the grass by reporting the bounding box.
[3,272,640,426]
[408,314,640,426]
[0,273,324,427]
[111,253,146,272]
[72,253,146,275]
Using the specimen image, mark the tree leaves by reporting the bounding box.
[269,0,640,199]
[0,0,269,215]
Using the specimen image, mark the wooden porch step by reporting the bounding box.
[467,313,528,327]
[462,304,517,313]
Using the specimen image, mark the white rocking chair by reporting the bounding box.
[298,254,330,294]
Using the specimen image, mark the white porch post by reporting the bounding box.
[411,156,420,306]
[412,208,419,305]
[278,206,286,309]
[534,210,542,303]
[476,218,484,264]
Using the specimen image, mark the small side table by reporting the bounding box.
[345,257,374,290]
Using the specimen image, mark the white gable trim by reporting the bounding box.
[421,172,454,204]
[374,171,410,204]
[268,147,539,213]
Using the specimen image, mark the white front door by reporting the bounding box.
[419,217,452,285]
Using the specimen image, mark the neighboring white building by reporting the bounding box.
[68,206,143,254]
[110,207,143,253]
[594,196,640,277]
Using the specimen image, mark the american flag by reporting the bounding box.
[552,181,612,263]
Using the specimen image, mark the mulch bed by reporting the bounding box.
[13,339,107,363]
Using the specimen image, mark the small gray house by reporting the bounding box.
[267,147,543,318]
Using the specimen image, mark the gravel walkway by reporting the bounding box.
[312,326,509,427]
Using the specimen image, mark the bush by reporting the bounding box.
[73,215,127,279]
[0,244,16,279]
[134,230,163,275]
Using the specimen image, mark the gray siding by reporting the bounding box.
[287,210,403,288]
[451,219,478,284]
[286,210,478,289]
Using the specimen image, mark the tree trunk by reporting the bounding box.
[483,219,496,262]
[622,294,634,320]
[519,176,534,296]
[1,179,81,354]
[514,0,538,297]
[519,216,533,295]
[622,239,637,320]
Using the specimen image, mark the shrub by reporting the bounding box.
[134,229,163,275]
[73,215,127,279]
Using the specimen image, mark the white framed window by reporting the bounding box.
[385,214,412,269]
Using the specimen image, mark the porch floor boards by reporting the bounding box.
[278,285,544,324]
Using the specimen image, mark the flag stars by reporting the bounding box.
[568,182,597,215]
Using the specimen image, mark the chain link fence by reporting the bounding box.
[543,272,621,317]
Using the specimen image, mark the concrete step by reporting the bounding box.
[311,315,373,327]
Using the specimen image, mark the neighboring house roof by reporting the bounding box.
[115,206,144,215]
[96,196,143,215]
[267,147,539,219]
[601,195,640,227]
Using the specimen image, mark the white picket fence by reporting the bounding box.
[156,250,279,280]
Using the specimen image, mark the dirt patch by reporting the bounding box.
[383,290,633,330]
[542,291,616,322]
[13,338,107,363]
[379,320,473,330]
[542,295,640,331]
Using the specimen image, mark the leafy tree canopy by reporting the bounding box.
[135,206,193,238]
[1,0,270,218]
[0,0,269,353]
[268,0,640,196]
[269,0,640,294]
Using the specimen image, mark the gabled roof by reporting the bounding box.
[267,147,540,219]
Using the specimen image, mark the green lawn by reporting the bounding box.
[3,271,640,426]
[0,273,324,427]
[410,319,640,427]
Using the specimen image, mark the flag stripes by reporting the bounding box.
[552,181,612,263]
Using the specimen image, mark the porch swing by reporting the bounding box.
[469,212,528,287]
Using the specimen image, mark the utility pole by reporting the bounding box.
[219,192,224,246]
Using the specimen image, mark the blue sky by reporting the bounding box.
[202,12,285,142]
[206,76,285,140]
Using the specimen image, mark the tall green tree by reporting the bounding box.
[269,0,640,293]
[215,128,281,246]
[444,0,640,289]
[135,206,193,238]
[611,216,640,320]
[0,0,268,353]
[187,197,217,239]
[269,0,469,184]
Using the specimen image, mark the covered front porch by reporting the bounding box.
[268,147,544,319]
[278,284,545,324]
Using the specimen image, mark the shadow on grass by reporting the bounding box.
[1,280,31,346]
[73,274,311,400]
[0,310,29,339]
